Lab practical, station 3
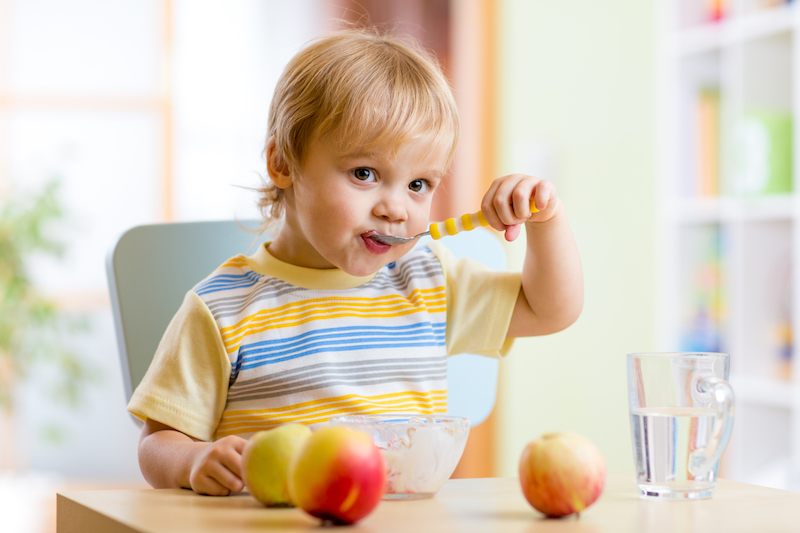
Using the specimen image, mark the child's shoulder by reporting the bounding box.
[192,254,264,297]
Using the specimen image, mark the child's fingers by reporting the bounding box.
[483,177,525,227]
[511,180,537,220]
[215,437,246,491]
[504,224,522,242]
[480,179,507,231]
[219,454,245,488]
[531,180,556,213]
[207,461,245,494]
[220,436,246,475]
[191,457,244,495]
[190,437,246,495]
[482,174,555,232]
[492,177,529,224]
[192,471,234,496]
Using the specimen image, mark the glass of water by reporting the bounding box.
[627,352,734,500]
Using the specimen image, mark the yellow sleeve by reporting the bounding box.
[427,242,521,358]
[127,290,231,442]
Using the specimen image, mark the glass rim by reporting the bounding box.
[627,352,729,359]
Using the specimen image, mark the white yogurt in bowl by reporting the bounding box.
[329,414,470,499]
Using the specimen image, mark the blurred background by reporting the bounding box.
[2,0,799,531]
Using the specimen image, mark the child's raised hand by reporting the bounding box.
[480,174,559,242]
[188,435,247,496]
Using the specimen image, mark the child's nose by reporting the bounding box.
[373,193,408,222]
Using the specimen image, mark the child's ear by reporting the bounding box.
[266,137,292,189]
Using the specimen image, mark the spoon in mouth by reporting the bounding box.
[371,231,430,245]
[371,200,539,246]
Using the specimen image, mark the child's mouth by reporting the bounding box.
[362,232,392,255]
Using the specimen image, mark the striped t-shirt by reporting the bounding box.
[128,242,520,442]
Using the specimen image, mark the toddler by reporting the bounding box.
[128,28,583,496]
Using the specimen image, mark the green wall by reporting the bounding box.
[494,0,656,476]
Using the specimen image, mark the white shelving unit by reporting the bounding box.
[657,0,800,491]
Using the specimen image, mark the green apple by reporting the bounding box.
[243,423,312,507]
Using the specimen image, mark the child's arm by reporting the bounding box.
[480,174,583,337]
[138,419,247,496]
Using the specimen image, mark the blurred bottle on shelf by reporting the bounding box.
[731,109,793,196]
[680,227,724,353]
[707,0,726,21]
[696,88,721,197]
[773,258,793,381]
[742,0,793,13]
[775,321,793,381]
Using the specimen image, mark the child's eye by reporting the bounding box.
[353,168,376,182]
[409,179,429,193]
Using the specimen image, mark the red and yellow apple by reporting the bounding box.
[242,423,312,506]
[289,426,386,525]
[518,432,606,518]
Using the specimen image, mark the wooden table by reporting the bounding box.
[57,474,800,533]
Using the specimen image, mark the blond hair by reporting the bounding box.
[258,28,460,224]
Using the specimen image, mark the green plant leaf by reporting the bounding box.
[0,180,93,411]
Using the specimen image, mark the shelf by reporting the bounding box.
[670,3,795,57]
[673,23,723,56]
[673,194,795,223]
[661,0,799,490]
[740,194,796,220]
[732,375,794,408]
[735,3,794,43]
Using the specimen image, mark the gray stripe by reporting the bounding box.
[207,253,438,309]
[205,278,302,314]
[208,265,443,320]
[227,373,448,403]
[203,253,444,320]
[232,356,446,387]
[228,367,447,400]
[230,363,447,395]
[366,265,444,292]
[367,254,442,287]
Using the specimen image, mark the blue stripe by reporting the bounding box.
[241,333,444,364]
[197,273,262,293]
[239,322,445,353]
[240,330,443,358]
[232,322,446,373]
[229,351,245,385]
[239,340,447,371]
[198,272,261,287]
[198,281,259,295]
[196,271,263,296]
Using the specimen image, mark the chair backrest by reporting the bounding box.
[107,221,504,427]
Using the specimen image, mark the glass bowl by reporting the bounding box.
[329,414,470,499]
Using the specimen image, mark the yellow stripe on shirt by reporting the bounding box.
[222,288,446,336]
[221,287,446,353]
[215,390,448,436]
[216,405,448,437]
[219,256,248,269]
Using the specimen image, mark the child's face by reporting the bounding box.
[270,133,449,276]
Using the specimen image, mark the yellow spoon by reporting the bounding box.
[371,199,539,245]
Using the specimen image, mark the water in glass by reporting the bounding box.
[631,406,718,499]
